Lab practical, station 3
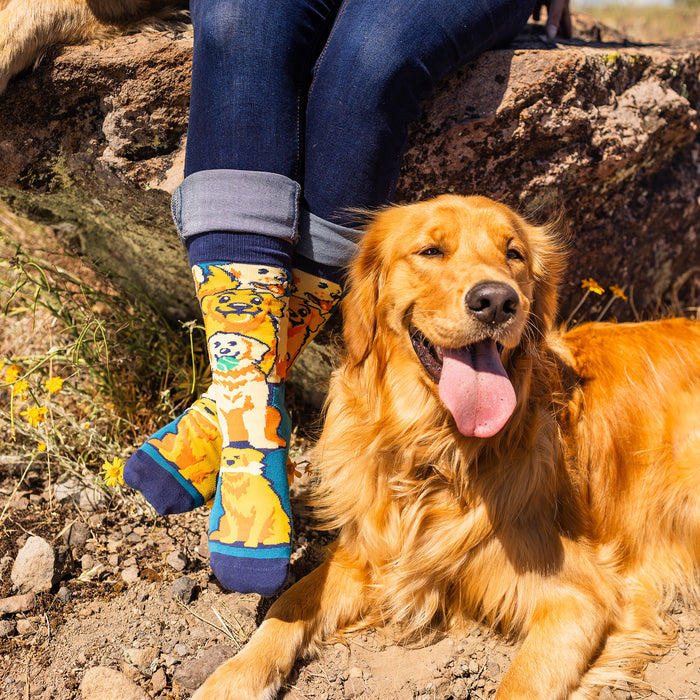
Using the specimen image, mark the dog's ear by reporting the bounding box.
[517,215,567,335]
[341,227,386,367]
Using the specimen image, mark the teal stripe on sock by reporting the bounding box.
[208,541,291,559]
[141,443,206,508]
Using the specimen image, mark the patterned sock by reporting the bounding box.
[192,259,293,594]
[286,260,344,369]
[124,258,343,516]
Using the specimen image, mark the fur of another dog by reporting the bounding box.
[191,195,700,700]
[0,0,187,94]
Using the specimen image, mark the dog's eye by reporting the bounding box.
[506,248,525,262]
[418,247,444,257]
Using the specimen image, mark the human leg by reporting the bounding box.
[124,0,344,595]
[303,0,536,222]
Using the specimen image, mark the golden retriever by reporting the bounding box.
[191,195,700,700]
[0,0,186,93]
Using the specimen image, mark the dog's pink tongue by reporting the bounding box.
[438,340,516,438]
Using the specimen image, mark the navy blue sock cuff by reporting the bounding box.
[292,254,346,286]
[186,232,293,270]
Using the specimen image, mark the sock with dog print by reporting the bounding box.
[193,258,294,595]
[122,258,343,518]
[285,259,344,369]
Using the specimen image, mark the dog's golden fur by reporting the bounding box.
[192,195,700,700]
[0,0,186,93]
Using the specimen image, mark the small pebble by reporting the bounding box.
[451,678,468,699]
[64,521,90,548]
[172,645,235,690]
[0,620,16,638]
[151,667,168,694]
[125,646,160,670]
[88,513,106,528]
[0,592,36,614]
[343,678,364,699]
[56,587,72,604]
[169,576,196,604]
[16,617,39,635]
[166,550,188,572]
[54,478,83,504]
[79,486,106,512]
[196,532,209,559]
[121,566,140,585]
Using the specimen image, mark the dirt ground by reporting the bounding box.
[0,443,699,700]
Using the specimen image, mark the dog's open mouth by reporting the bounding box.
[410,327,516,438]
[410,328,444,382]
[410,329,506,382]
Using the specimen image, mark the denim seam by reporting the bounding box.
[307,0,351,103]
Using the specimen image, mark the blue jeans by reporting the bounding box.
[175,0,535,267]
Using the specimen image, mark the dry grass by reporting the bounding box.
[0,204,209,504]
[582,2,700,43]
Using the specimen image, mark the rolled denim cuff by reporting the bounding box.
[296,209,360,268]
[171,169,300,243]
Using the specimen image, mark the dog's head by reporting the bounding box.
[342,195,564,438]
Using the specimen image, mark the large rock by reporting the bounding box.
[0,16,698,321]
[11,536,56,593]
[79,666,151,700]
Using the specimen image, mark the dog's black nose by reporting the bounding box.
[466,282,519,324]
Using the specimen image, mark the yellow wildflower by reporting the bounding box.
[581,278,604,295]
[45,376,64,394]
[21,405,48,428]
[287,458,307,485]
[4,364,21,385]
[37,442,47,452]
[102,457,125,487]
[609,285,628,301]
[12,379,29,399]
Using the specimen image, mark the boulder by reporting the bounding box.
[0,15,698,322]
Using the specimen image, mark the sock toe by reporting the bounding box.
[209,549,290,596]
[124,449,205,515]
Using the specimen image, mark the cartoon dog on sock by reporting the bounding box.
[209,447,291,547]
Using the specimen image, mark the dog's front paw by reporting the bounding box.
[190,654,282,700]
